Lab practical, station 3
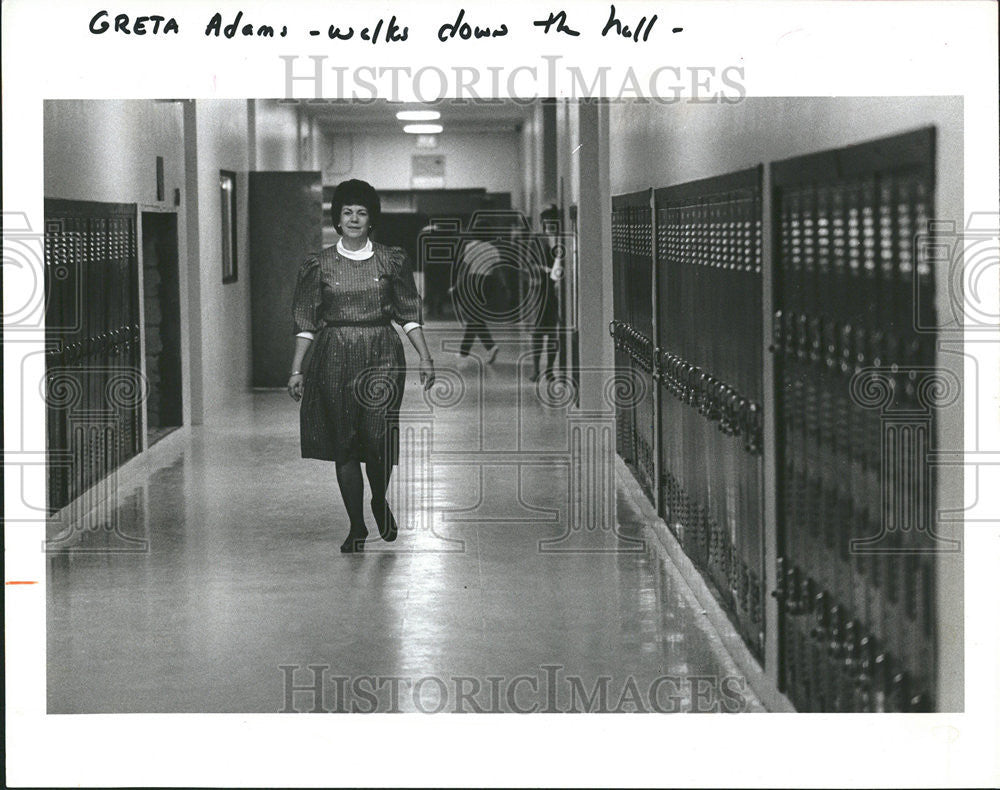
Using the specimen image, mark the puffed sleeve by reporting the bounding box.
[390,247,422,328]
[291,255,322,335]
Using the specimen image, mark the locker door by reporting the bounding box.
[610,190,655,502]
[653,168,765,662]
[771,127,940,712]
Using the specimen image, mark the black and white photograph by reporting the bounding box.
[3,1,999,787]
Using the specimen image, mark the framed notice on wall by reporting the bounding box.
[220,169,238,283]
[411,154,445,189]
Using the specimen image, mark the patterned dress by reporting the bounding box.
[292,242,421,464]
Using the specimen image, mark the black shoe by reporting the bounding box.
[371,498,398,542]
[340,524,368,553]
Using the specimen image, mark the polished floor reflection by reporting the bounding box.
[47,327,764,713]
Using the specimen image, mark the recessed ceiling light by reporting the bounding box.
[396,110,441,121]
[403,123,443,134]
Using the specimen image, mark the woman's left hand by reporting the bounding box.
[419,358,435,391]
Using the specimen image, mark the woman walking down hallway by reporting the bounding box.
[287,179,435,553]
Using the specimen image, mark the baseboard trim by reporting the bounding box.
[50,424,193,530]
[615,456,796,713]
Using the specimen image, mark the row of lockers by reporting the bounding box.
[610,127,942,711]
[613,165,766,661]
[44,200,144,512]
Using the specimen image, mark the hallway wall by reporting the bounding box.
[43,100,186,206]
[43,99,193,425]
[607,97,962,218]
[316,130,522,202]
[520,104,543,219]
[252,100,301,171]
[563,100,581,212]
[44,99,262,426]
[556,102,614,393]
[192,100,253,421]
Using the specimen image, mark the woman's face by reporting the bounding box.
[339,204,371,241]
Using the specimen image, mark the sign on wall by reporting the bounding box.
[411,153,445,189]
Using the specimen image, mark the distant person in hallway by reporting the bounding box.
[529,205,564,382]
[453,236,500,363]
[418,223,452,320]
[287,179,435,553]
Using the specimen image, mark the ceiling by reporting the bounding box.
[295,99,535,134]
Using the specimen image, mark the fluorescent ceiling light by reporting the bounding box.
[396,110,441,121]
[403,123,443,134]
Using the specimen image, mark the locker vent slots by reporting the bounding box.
[44,199,143,514]
[771,128,939,712]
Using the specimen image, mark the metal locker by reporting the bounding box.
[652,167,765,661]
[610,190,655,502]
[45,200,142,513]
[771,127,939,712]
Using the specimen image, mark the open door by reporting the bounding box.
[141,211,182,446]
[249,172,323,387]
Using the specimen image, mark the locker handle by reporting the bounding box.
[840,620,859,670]
[839,323,855,375]
[826,605,844,657]
[890,671,909,713]
[771,557,787,604]
[808,316,823,365]
[795,313,809,361]
[809,593,828,637]
[786,570,811,615]
[854,635,874,688]
[823,320,839,370]
[909,693,930,712]
[771,309,783,355]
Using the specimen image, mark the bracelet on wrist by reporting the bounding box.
[290,371,302,376]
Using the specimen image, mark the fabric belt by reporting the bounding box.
[324,318,391,327]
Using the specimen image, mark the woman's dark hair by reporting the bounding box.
[330,179,381,234]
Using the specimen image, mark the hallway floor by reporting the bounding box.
[46,326,764,713]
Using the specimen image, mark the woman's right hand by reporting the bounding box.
[287,373,304,401]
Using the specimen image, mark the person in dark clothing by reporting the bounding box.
[529,205,564,382]
[419,223,451,320]
[454,237,500,363]
[287,179,435,553]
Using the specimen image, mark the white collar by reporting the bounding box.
[337,238,374,260]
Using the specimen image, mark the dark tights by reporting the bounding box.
[335,457,391,534]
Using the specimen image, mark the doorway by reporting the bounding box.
[141,211,183,445]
